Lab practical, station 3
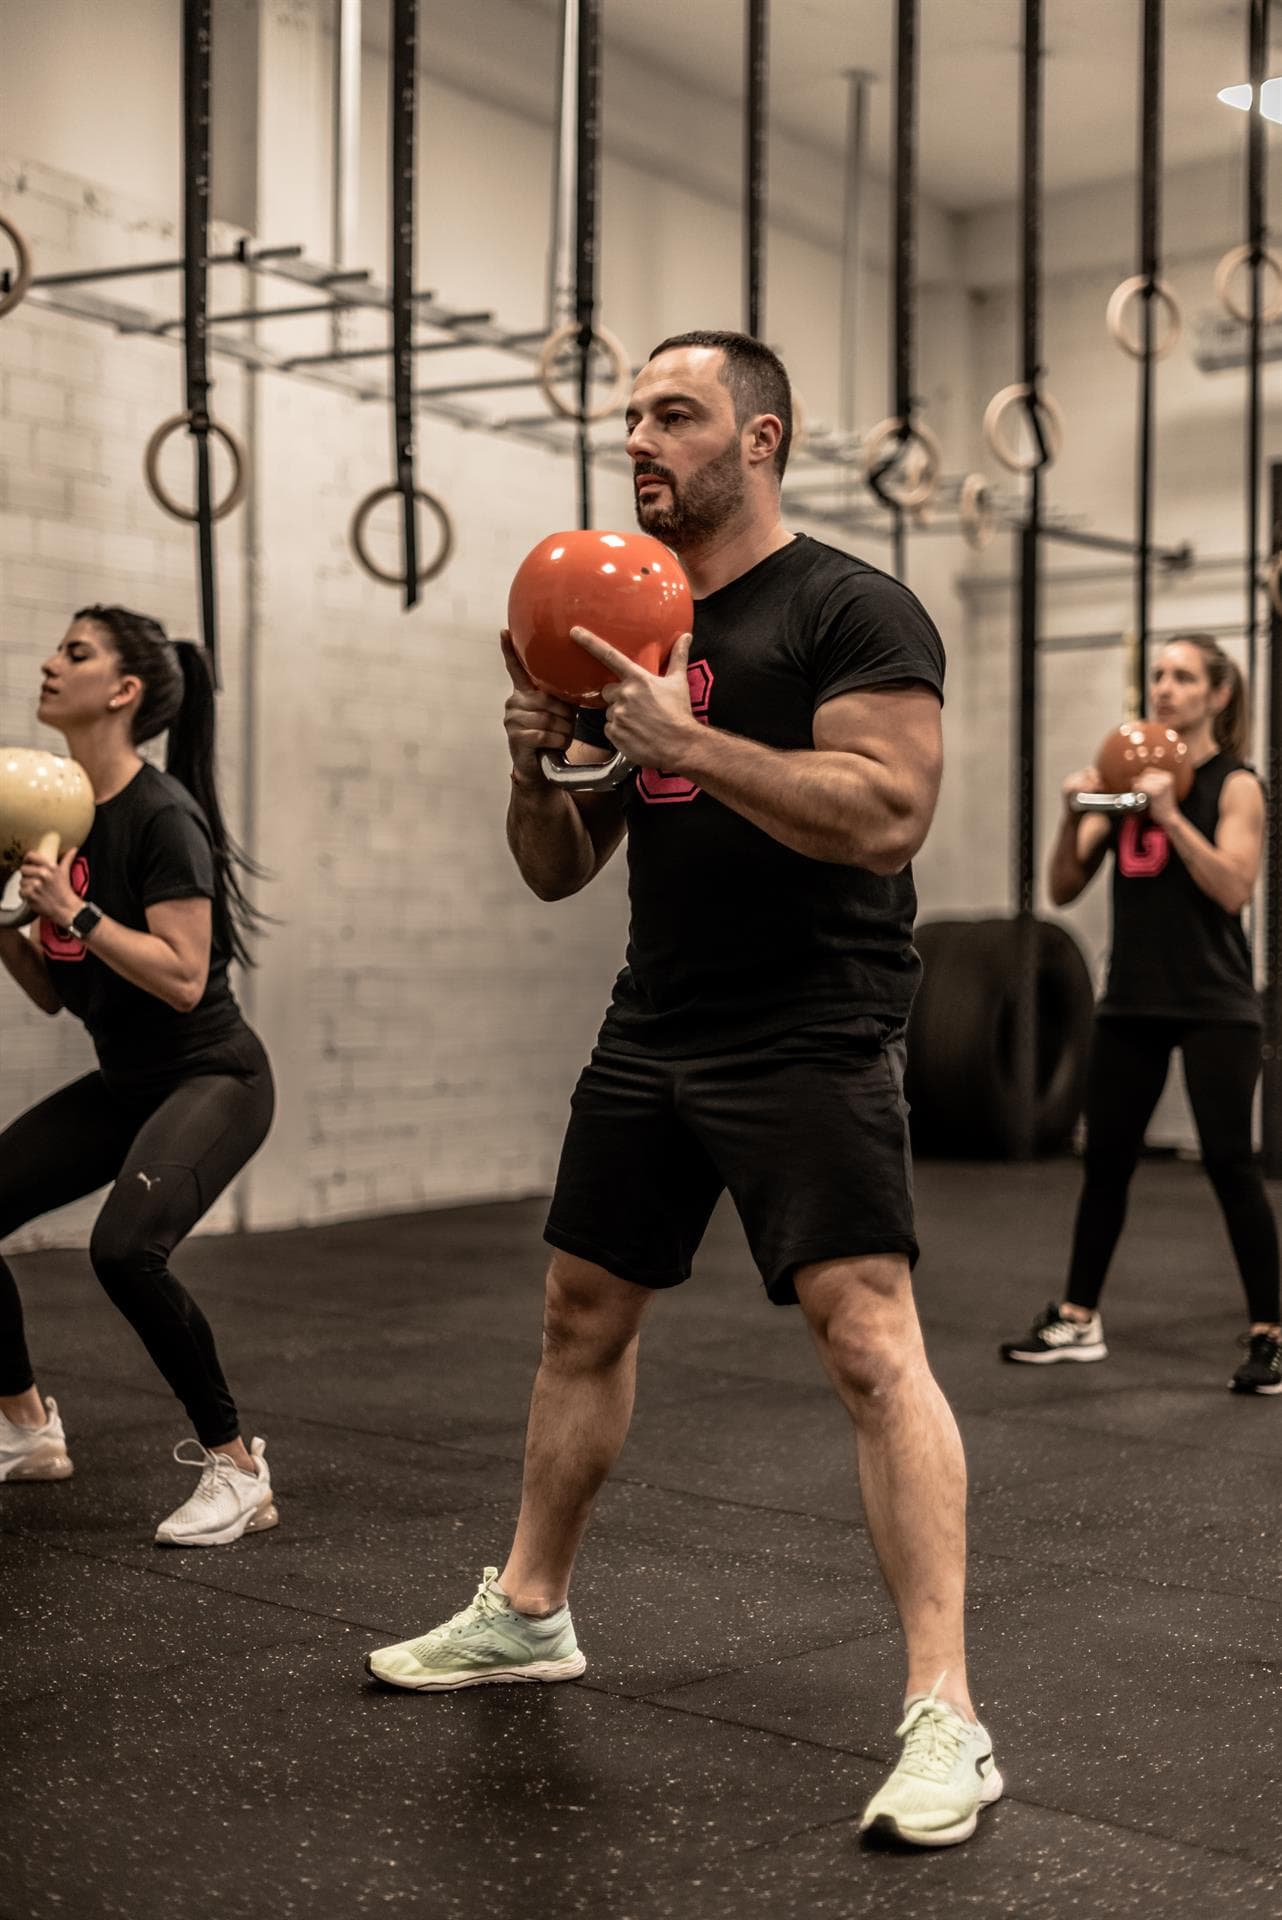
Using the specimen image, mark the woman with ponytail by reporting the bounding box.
[1002,635,1281,1394]
[0,605,280,1542]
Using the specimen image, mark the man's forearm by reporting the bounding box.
[506,776,598,900]
[675,727,922,872]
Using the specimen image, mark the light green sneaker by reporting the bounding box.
[364,1567,587,1691]
[859,1682,1003,1847]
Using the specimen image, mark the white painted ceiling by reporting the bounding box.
[402,0,1267,213]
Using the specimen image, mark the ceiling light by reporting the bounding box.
[1217,77,1282,121]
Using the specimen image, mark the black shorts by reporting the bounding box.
[544,1017,918,1305]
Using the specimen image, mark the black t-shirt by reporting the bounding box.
[576,533,946,1054]
[39,763,244,1072]
[1099,752,1260,1024]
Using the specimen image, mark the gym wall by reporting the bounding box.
[0,0,966,1247]
[2,1,1272,1237]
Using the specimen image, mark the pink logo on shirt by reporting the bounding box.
[39,854,91,962]
[1118,817,1170,878]
[637,660,714,805]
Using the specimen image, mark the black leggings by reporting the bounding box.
[1066,1018,1280,1323]
[0,1028,274,1446]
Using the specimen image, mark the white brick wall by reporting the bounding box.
[2,0,1266,1265]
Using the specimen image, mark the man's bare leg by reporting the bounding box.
[796,1253,973,1717]
[498,1252,653,1615]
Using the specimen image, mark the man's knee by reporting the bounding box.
[541,1252,651,1369]
[797,1254,921,1406]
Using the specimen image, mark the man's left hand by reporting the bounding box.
[1134,767,1178,826]
[571,627,696,769]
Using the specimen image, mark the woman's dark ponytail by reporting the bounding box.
[166,641,267,969]
[1171,633,1250,762]
[74,605,268,968]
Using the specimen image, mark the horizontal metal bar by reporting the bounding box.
[281,311,495,370]
[137,297,366,335]
[1043,618,1250,652]
[414,372,569,398]
[27,243,304,290]
[1030,524,1193,568]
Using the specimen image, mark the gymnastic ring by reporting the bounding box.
[1213,242,1282,326]
[982,383,1064,475]
[536,321,632,422]
[1266,552,1282,619]
[349,483,455,587]
[862,416,942,512]
[959,472,998,550]
[0,213,33,319]
[143,413,248,523]
[1105,274,1183,361]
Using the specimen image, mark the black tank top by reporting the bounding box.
[1099,752,1260,1024]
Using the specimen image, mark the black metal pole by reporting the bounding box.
[744,0,768,340]
[391,0,419,607]
[1012,0,1044,1161]
[872,0,917,577]
[182,0,218,683]
[1246,1,1269,693]
[1264,458,1282,1177]
[1135,0,1163,718]
[893,0,917,430]
[574,0,602,529]
[887,1,918,586]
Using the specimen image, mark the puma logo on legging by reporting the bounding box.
[136,1171,160,1191]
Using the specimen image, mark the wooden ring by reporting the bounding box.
[960,472,998,550]
[349,483,455,587]
[0,213,33,319]
[143,413,248,523]
[982,383,1064,475]
[862,416,942,511]
[537,322,632,422]
[1214,243,1282,326]
[1106,274,1183,361]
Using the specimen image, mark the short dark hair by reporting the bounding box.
[647,330,793,479]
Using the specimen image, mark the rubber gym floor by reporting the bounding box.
[2,1156,1278,1920]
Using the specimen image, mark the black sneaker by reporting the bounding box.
[1229,1332,1282,1395]
[1000,1302,1107,1365]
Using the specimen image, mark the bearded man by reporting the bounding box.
[367,331,1001,1851]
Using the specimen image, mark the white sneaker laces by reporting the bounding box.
[895,1696,967,1782]
[412,1569,509,1657]
[170,1439,238,1511]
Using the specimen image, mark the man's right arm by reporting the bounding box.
[0,926,63,1015]
[501,630,628,901]
[507,750,628,901]
[1047,763,1112,906]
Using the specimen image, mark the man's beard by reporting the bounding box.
[634,433,746,548]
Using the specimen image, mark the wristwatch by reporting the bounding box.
[63,901,104,942]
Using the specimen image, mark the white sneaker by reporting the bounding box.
[154,1436,278,1547]
[0,1396,73,1482]
[1001,1302,1107,1364]
[859,1682,1003,1847]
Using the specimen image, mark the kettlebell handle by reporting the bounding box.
[1070,790,1151,816]
[539,749,636,793]
[0,830,60,930]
